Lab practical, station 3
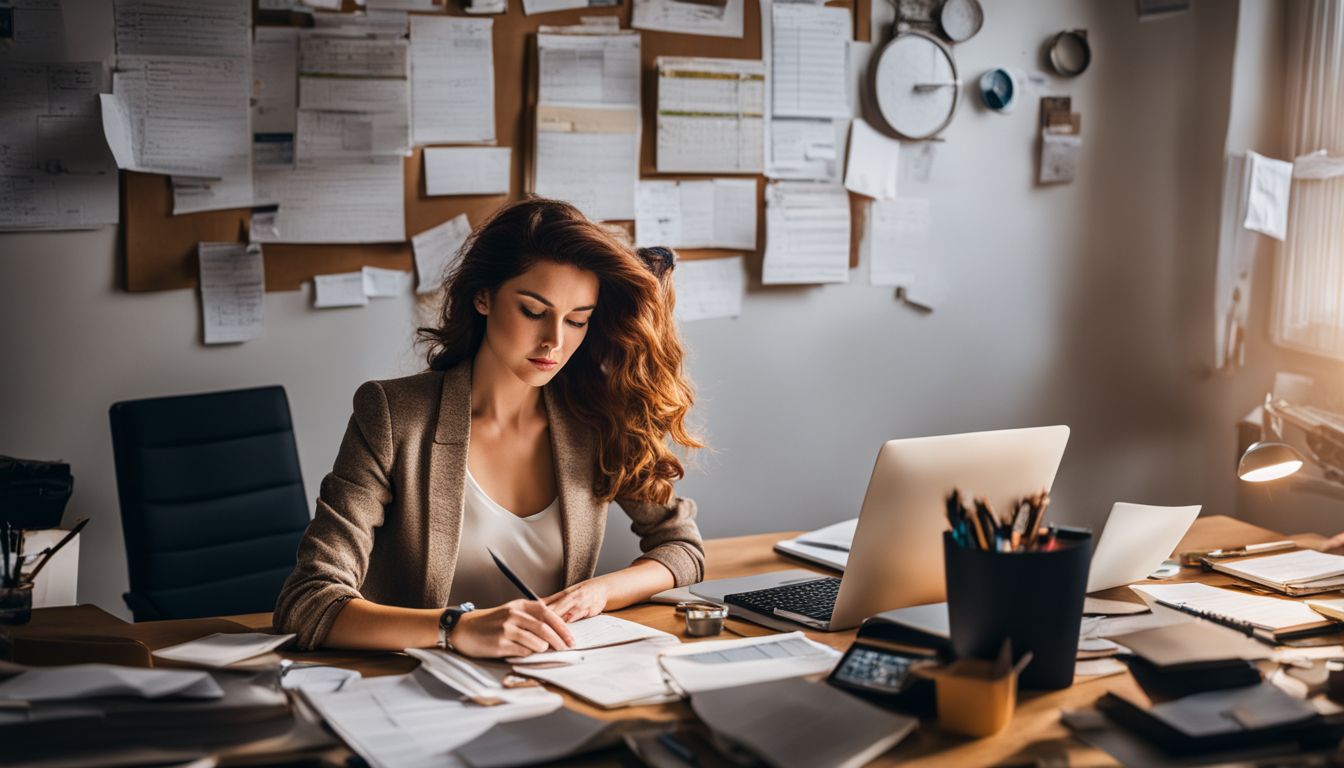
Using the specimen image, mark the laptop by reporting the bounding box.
[697,425,1071,631]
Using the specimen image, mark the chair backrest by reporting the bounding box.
[109,386,310,621]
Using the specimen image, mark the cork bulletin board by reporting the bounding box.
[122,0,870,293]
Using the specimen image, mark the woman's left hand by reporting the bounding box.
[544,578,611,623]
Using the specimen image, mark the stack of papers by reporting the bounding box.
[1130,582,1336,637]
[502,616,681,709]
[153,631,295,668]
[657,632,840,693]
[1210,549,1344,595]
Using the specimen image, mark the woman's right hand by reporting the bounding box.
[449,599,576,658]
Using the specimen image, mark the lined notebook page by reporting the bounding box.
[567,615,674,650]
[1131,583,1328,632]
[1218,550,1344,586]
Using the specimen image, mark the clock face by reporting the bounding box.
[873,32,959,141]
[939,0,984,43]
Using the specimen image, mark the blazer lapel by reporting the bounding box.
[543,386,603,586]
[427,363,472,606]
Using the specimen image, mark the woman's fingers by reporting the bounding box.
[527,601,576,646]
[520,614,570,650]
[504,623,549,653]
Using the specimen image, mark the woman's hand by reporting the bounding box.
[449,599,575,658]
[544,578,612,623]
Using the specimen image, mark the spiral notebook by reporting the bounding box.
[1130,583,1336,640]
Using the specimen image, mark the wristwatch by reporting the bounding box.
[437,602,475,650]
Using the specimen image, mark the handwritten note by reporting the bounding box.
[199,242,264,344]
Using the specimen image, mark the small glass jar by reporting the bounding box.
[0,582,34,625]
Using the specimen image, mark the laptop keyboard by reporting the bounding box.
[723,577,842,622]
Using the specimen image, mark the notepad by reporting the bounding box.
[1210,549,1344,595]
[1130,583,1335,638]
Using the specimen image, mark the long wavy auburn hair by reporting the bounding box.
[417,198,703,505]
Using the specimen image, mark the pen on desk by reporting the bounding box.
[487,547,540,601]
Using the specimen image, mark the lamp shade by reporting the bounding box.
[1238,440,1306,483]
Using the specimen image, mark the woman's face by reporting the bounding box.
[475,261,599,388]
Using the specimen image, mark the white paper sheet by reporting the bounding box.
[844,118,899,199]
[658,632,839,693]
[1213,153,1257,371]
[1039,129,1081,184]
[0,664,225,701]
[314,272,369,308]
[199,242,264,344]
[252,27,299,136]
[424,146,510,196]
[299,33,408,78]
[103,55,251,178]
[253,160,405,243]
[113,0,251,59]
[1086,503,1201,593]
[1243,149,1293,241]
[768,117,847,182]
[770,3,849,119]
[1130,582,1328,633]
[153,632,295,667]
[567,614,675,650]
[537,32,639,107]
[762,180,850,284]
[522,0,604,14]
[655,56,763,173]
[635,179,756,249]
[172,169,254,214]
[514,637,681,709]
[633,0,743,38]
[673,255,744,322]
[868,197,930,287]
[409,15,495,144]
[305,673,563,768]
[362,265,409,297]
[412,213,471,293]
[295,109,410,163]
[0,0,66,62]
[0,62,119,230]
[534,129,637,222]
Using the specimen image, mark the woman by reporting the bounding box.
[274,198,705,658]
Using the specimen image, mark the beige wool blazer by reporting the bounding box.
[274,362,705,650]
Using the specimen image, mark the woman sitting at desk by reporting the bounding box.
[274,198,705,657]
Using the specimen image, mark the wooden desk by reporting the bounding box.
[9,515,1328,767]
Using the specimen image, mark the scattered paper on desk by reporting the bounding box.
[199,243,264,344]
[0,0,66,62]
[762,181,851,284]
[869,197,930,287]
[280,665,361,693]
[770,3,850,119]
[844,119,899,200]
[514,637,681,709]
[412,213,472,293]
[102,56,251,178]
[674,256,745,322]
[409,15,495,145]
[0,61,119,231]
[1074,658,1127,679]
[153,632,295,668]
[252,160,405,243]
[658,632,840,693]
[566,614,675,651]
[635,179,756,250]
[655,56,764,173]
[1243,150,1292,241]
[633,0,744,38]
[314,272,369,308]
[362,266,409,297]
[424,147,510,196]
[533,31,640,221]
[252,27,299,136]
[768,117,846,182]
[114,0,250,58]
[0,664,224,701]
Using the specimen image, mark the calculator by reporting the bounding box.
[826,640,938,713]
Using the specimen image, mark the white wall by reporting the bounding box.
[0,0,1252,618]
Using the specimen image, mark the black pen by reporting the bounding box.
[487,547,540,601]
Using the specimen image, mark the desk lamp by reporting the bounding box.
[1239,394,1306,483]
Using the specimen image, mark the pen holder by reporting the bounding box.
[942,530,1091,690]
[0,582,33,625]
[933,658,1018,738]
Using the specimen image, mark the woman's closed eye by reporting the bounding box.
[519,304,589,328]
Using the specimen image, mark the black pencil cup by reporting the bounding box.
[942,530,1092,690]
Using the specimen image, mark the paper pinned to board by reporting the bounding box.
[0,0,67,62]
[362,266,410,297]
[770,3,850,119]
[673,255,745,322]
[869,197,930,288]
[113,0,251,58]
[655,56,764,174]
[313,272,369,308]
[762,180,851,285]
[633,0,744,39]
[1243,150,1293,241]
[635,178,756,250]
[252,27,299,136]
[199,243,264,345]
[409,15,495,145]
[412,213,472,294]
[424,146,510,196]
[768,117,848,182]
[252,160,405,244]
[844,119,899,200]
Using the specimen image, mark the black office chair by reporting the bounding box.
[109,386,310,621]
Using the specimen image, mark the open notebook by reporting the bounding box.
[1210,549,1344,596]
[1130,583,1336,640]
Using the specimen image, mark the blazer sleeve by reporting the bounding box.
[273,381,394,650]
[616,495,705,586]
